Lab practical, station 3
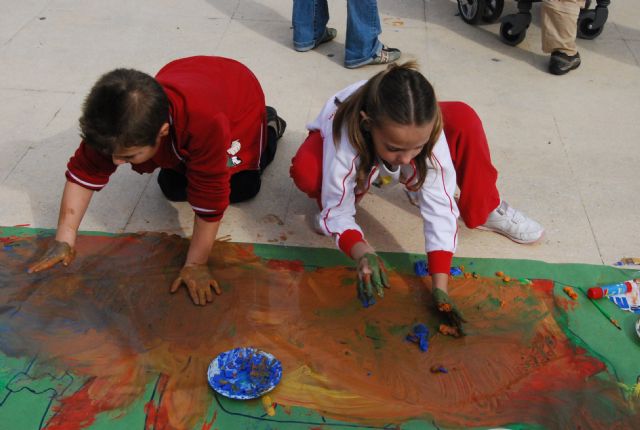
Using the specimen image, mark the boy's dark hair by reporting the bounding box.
[79,68,169,154]
[332,61,441,191]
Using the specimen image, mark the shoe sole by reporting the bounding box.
[475,225,545,245]
[549,59,581,75]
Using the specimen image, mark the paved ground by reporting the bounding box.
[0,0,638,265]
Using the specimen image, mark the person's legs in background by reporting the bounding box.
[292,0,336,52]
[541,0,586,75]
[439,101,544,244]
[344,0,401,68]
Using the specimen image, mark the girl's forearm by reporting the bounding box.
[431,272,449,293]
[349,240,375,260]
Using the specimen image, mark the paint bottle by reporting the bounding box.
[587,279,638,299]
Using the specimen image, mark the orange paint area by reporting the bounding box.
[0,233,636,429]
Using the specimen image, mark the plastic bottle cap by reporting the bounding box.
[587,287,603,299]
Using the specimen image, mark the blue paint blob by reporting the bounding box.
[406,323,430,352]
[449,267,463,276]
[413,324,428,335]
[414,260,428,277]
[414,260,463,277]
[207,347,282,399]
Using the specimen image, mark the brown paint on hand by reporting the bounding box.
[0,232,637,429]
[438,324,460,337]
[438,303,452,313]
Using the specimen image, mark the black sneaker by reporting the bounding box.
[548,51,581,75]
[266,106,287,140]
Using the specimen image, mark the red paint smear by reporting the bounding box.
[13,223,31,227]
[531,278,554,294]
[44,379,98,430]
[557,296,578,311]
[0,236,19,244]
[266,259,304,272]
[200,410,217,430]
[144,374,170,430]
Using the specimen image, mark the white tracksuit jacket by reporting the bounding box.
[308,81,460,273]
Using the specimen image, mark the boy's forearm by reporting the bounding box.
[56,181,94,246]
[185,216,221,266]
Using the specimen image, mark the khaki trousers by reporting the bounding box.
[541,0,586,55]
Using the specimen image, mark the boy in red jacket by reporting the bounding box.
[28,56,286,306]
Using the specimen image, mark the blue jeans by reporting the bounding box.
[292,0,382,68]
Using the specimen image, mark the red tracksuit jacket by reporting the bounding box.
[66,56,266,221]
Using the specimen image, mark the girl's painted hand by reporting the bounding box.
[28,240,76,273]
[433,288,466,337]
[171,264,222,306]
[357,253,390,307]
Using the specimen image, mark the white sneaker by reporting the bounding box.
[477,201,544,244]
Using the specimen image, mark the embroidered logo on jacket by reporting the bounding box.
[227,140,242,167]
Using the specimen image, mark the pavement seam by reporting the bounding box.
[552,115,604,265]
[2,0,54,47]
[122,174,154,233]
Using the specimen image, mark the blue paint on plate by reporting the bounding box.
[207,347,282,400]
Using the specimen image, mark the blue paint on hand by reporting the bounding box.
[360,296,376,308]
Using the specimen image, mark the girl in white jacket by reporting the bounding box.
[290,62,542,334]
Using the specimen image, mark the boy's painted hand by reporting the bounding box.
[28,240,76,273]
[357,253,390,307]
[170,264,222,306]
[433,288,466,336]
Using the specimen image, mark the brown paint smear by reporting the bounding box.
[0,233,636,429]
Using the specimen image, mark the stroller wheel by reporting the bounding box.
[500,21,526,46]
[458,0,487,25]
[577,10,604,39]
[482,0,504,23]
